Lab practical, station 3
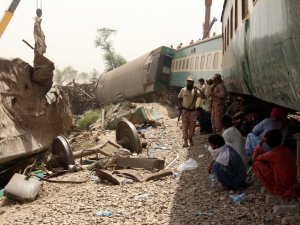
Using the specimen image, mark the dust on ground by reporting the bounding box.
[0,102,299,225]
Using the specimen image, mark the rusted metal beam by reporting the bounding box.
[115,157,165,170]
[144,168,173,181]
[95,169,123,185]
[22,39,34,49]
[113,168,173,182]
[113,169,144,182]
[73,141,122,159]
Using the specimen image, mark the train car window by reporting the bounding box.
[186,58,189,70]
[190,57,194,70]
[178,60,182,71]
[195,56,199,70]
[230,7,233,39]
[200,55,205,70]
[235,0,238,31]
[227,19,229,46]
[224,28,227,52]
[182,59,185,70]
[242,0,248,20]
[206,54,212,69]
[213,53,219,69]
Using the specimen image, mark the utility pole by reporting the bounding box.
[203,0,212,39]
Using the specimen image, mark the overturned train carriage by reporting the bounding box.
[0,16,73,174]
[222,0,300,111]
[95,46,173,104]
[0,55,73,168]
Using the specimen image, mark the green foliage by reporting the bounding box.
[95,27,127,72]
[78,109,101,130]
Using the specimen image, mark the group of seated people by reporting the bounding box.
[202,99,299,198]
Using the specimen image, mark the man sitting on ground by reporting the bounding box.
[238,106,264,137]
[245,107,288,157]
[222,115,247,167]
[196,107,212,134]
[207,134,246,190]
[252,129,299,198]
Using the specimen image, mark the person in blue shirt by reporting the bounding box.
[207,134,247,190]
[245,107,287,157]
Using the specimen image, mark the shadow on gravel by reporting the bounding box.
[168,133,217,225]
[168,132,281,225]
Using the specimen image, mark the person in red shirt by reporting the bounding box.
[252,129,299,198]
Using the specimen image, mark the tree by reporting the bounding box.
[94,28,127,72]
[53,66,78,84]
[89,68,100,83]
[63,66,78,81]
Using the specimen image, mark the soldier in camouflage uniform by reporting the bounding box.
[211,73,227,133]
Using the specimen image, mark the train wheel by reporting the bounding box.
[51,135,75,170]
[116,119,142,153]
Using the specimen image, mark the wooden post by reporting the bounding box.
[293,133,300,182]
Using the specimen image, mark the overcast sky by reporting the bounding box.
[0,0,223,73]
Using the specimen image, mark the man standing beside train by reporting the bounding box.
[211,73,227,133]
[178,76,200,147]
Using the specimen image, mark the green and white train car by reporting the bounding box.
[222,0,300,111]
[170,34,223,87]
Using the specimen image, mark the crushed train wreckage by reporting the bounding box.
[0,16,73,184]
[0,15,175,202]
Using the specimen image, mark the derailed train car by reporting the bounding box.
[222,0,300,111]
[94,36,223,104]
[170,35,223,87]
[94,46,173,104]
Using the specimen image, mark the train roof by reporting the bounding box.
[175,34,222,52]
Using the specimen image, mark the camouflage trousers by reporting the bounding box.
[181,110,196,139]
[211,101,225,132]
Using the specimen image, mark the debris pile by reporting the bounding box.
[1,102,300,224]
[0,15,73,184]
[62,81,100,115]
